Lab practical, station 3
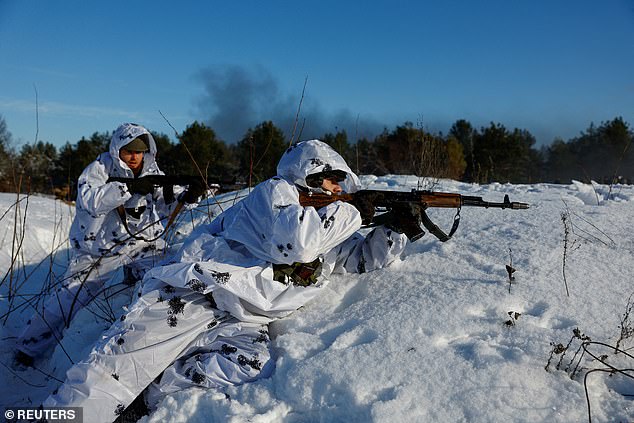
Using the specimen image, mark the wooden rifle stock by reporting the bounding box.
[298,192,355,209]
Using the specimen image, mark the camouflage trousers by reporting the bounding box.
[17,248,161,358]
[44,284,273,423]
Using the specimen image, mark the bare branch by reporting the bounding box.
[289,76,308,147]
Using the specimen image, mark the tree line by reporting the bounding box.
[0,114,632,199]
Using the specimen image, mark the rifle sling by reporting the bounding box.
[116,205,147,241]
[116,203,182,243]
[420,208,461,242]
[367,208,461,242]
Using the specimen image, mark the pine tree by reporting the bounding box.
[171,121,235,183]
[445,136,467,181]
[0,115,16,192]
[54,132,109,199]
[235,121,287,185]
[449,119,476,182]
[18,141,58,194]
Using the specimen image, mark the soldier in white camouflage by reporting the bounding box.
[16,123,204,367]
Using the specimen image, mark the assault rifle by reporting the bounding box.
[106,175,222,239]
[107,175,219,188]
[107,175,220,203]
[299,189,529,242]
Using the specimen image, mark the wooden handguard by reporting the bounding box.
[413,192,462,208]
[298,190,462,210]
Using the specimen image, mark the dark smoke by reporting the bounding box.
[194,64,385,143]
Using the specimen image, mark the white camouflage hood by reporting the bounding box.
[109,123,158,177]
[276,139,361,193]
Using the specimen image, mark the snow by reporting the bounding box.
[1,178,634,422]
[0,194,74,272]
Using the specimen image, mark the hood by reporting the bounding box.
[109,123,158,176]
[276,139,361,193]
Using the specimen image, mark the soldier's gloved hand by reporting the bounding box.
[126,177,154,195]
[384,211,408,234]
[182,178,206,204]
[351,194,376,225]
[385,202,423,234]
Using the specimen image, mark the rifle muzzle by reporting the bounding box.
[504,194,529,209]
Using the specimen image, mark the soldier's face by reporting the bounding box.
[321,177,343,194]
[119,149,144,174]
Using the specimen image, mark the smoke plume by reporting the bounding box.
[194,65,384,143]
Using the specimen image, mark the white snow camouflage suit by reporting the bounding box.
[44,140,408,422]
[18,123,183,358]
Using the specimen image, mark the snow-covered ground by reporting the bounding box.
[1,177,634,422]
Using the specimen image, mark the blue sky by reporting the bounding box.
[1,0,633,149]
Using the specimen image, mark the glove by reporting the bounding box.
[383,211,407,234]
[182,178,206,204]
[351,194,376,225]
[125,177,154,195]
[385,202,423,234]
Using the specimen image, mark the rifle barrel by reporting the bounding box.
[461,194,529,209]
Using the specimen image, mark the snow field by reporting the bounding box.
[1,177,633,422]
